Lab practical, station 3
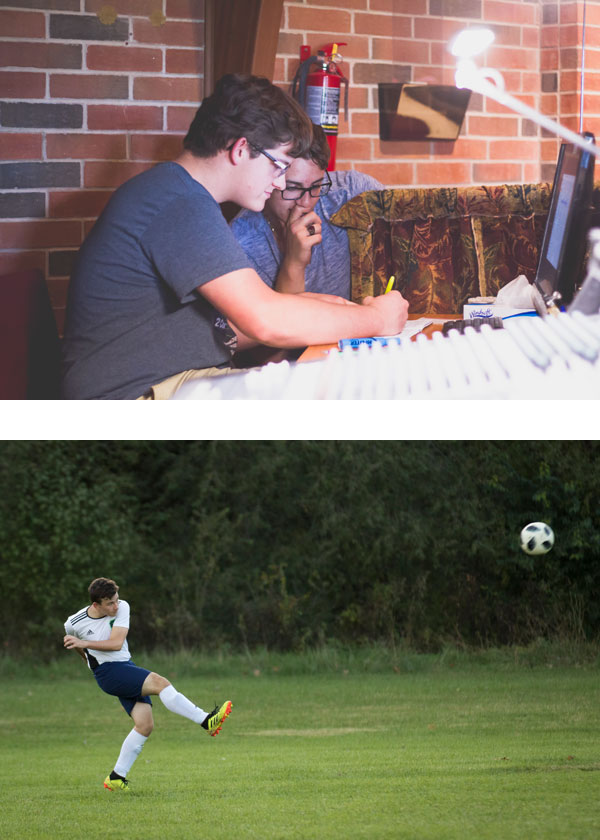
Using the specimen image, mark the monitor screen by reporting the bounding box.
[535,137,595,305]
[378,84,471,141]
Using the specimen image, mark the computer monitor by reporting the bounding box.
[534,134,595,306]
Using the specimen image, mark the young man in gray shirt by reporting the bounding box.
[62,75,408,399]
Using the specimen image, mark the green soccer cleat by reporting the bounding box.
[202,700,232,736]
[104,774,130,791]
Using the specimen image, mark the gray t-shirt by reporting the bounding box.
[62,162,251,400]
[230,170,382,300]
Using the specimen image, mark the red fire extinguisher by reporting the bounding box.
[290,42,349,171]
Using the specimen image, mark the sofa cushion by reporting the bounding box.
[331,182,558,312]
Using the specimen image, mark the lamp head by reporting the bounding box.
[449,27,495,59]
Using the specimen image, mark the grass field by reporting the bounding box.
[1,648,599,839]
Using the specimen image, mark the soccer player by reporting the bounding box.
[64,577,232,791]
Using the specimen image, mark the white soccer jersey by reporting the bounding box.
[64,599,131,668]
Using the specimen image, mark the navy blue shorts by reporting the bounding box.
[93,660,153,716]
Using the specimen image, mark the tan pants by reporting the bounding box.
[137,366,239,400]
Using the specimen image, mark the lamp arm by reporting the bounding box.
[456,61,600,158]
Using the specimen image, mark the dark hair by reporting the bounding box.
[88,577,119,604]
[303,124,331,171]
[184,73,314,159]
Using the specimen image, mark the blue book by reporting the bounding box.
[338,336,403,350]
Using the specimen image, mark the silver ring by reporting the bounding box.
[306,224,316,236]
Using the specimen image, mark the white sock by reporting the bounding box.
[114,728,148,777]
[159,684,207,724]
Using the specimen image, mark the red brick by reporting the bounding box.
[287,7,351,33]
[473,162,523,183]
[488,45,538,72]
[0,71,45,99]
[84,161,151,188]
[130,134,183,161]
[483,0,538,25]
[87,45,163,73]
[354,12,409,37]
[0,133,43,160]
[46,133,128,161]
[489,139,539,160]
[0,10,45,38]
[358,161,414,186]
[165,48,204,75]
[414,17,466,42]
[50,74,128,100]
[277,32,305,56]
[377,38,429,64]
[1,41,82,70]
[351,113,380,135]
[541,49,559,71]
[466,114,519,136]
[88,105,163,131]
[371,0,427,11]
[335,136,373,160]
[432,138,488,158]
[0,220,82,250]
[167,105,197,132]
[134,76,202,102]
[348,87,369,109]
[305,0,367,7]
[559,2,579,25]
[523,161,541,182]
[133,18,204,48]
[166,0,206,19]
[416,161,472,186]
[48,189,113,219]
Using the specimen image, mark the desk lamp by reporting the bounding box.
[450,27,600,159]
[450,27,600,317]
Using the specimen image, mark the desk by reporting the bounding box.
[298,313,458,363]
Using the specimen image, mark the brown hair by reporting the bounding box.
[303,124,331,171]
[184,73,314,160]
[88,577,119,604]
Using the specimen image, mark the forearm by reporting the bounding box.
[234,295,387,347]
[84,639,125,652]
[274,258,307,294]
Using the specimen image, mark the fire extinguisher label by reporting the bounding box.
[305,86,340,134]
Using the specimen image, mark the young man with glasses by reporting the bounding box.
[230,126,383,300]
[62,75,407,399]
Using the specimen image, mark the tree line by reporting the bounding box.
[1,440,598,659]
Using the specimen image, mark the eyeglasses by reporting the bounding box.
[248,142,292,175]
[280,170,332,200]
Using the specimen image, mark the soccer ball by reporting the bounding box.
[519,522,555,555]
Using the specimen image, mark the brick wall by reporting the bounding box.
[276,0,596,187]
[1,0,597,332]
[0,0,205,334]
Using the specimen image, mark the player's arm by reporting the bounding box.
[274,205,322,294]
[63,625,128,652]
[200,267,408,347]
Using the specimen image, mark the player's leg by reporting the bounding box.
[141,671,232,735]
[104,700,153,791]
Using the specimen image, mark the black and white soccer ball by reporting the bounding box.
[519,522,555,555]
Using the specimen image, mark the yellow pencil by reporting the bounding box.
[385,275,395,294]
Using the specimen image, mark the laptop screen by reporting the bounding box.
[535,137,595,306]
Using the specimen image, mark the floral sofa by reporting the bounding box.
[331,182,600,313]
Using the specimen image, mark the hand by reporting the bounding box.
[283,204,322,268]
[64,634,83,649]
[361,290,409,336]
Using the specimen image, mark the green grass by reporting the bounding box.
[1,650,599,839]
